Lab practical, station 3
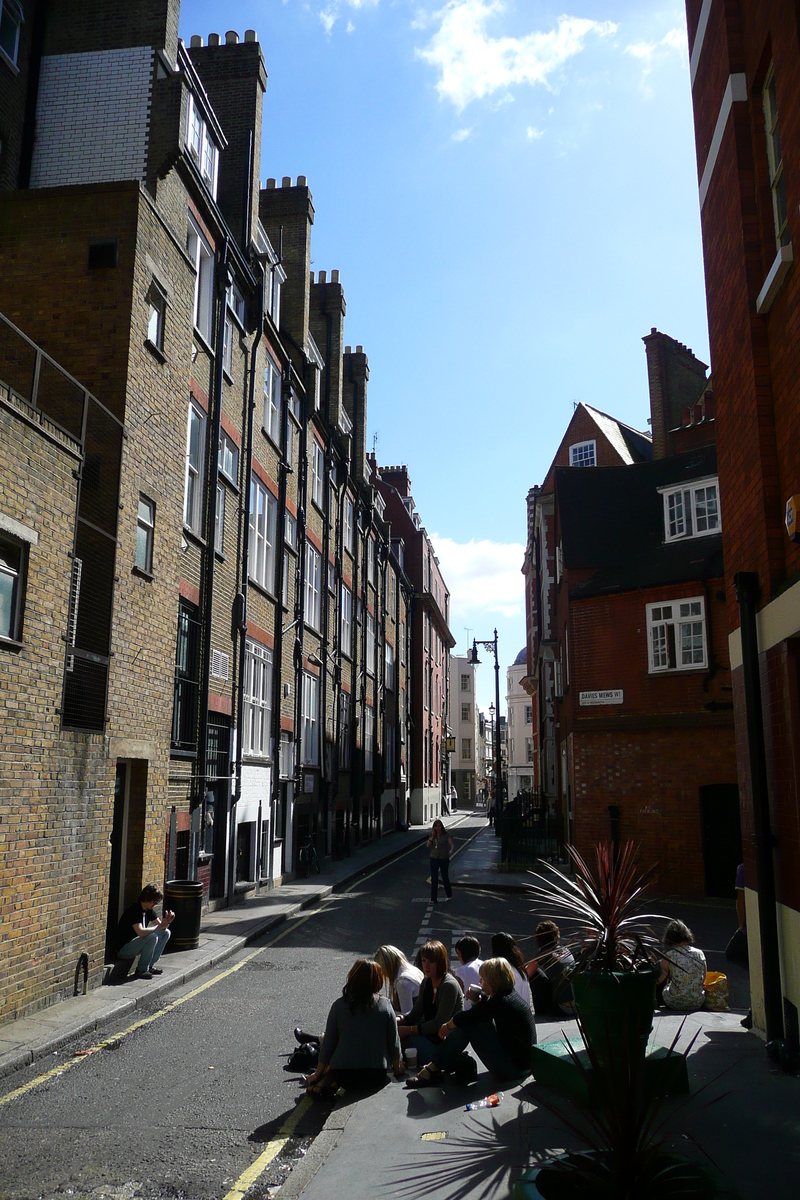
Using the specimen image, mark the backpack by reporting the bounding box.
[285,1041,319,1072]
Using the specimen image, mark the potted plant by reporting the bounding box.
[527,840,664,1071]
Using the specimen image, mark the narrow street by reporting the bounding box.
[0,816,538,1200]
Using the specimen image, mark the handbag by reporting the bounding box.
[703,971,730,1011]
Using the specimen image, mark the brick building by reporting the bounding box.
[523,333,738,893]
[0,0,418,1022]
[685,0,800,1035]
[375,466,454,825]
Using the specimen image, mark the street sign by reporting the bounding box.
[445,736,456,753]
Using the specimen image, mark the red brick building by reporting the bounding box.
[685,0,800,1036]
[523,333,738,894]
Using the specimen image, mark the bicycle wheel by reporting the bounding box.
[297,848,308,878]
[309,846,321,874]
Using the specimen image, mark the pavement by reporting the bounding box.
[0,814,473,1082]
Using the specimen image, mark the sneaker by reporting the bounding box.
[134,970,153,980]
[441,896,452,903]
[149,967,163,975]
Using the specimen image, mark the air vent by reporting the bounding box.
[211,648,230,680]
[88,241,118,270]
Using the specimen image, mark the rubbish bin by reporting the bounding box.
[163,879,203,952]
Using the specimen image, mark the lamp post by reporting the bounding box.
[471,630,502,837]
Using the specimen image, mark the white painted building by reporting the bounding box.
[507,647,535,798]
[449,655,479,807]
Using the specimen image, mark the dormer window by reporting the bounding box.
[661,478,720,542]
[186,94,219,198]
[569,440,596,467]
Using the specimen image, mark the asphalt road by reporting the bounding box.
[0,816,746,1200]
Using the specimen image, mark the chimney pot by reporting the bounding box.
[318,270,327,283]
[244,29,257,42]
[651,326,657,335]
[282,176,292,187]
[345,345,352,355]
[297,175,307,186]
[208,32,220,45]
[225,30,239,44]
[356,344,363,354]
[266,177,276,189]
[310,271,315,284]
[190,34,202,46]
[331,269,339,283]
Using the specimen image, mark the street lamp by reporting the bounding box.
[471,630,503,836]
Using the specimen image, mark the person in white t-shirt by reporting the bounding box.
[374,944,424,1014]
[453,936,484,1010]
[491,931,534,1009]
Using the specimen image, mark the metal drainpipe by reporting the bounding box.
[734,571,784,1043]
[231,260,263,906]
[196,235,230,883]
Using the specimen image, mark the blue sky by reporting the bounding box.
[183,0,709,710]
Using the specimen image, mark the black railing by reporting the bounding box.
[500,791,559,867]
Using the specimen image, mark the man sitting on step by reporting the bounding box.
[115,884,175,980]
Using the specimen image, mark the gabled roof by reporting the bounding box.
[582,405,652,464]
[556,445,722,598]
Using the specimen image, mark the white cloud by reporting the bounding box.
[319,0,378,34]
[346,19,355,31]
[526,125,544,140]
[452,126,474,141]
[429,535,525,621]
[416,1,617,110]
[625,26,686,91]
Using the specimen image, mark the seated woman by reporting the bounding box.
[397,940,463,1068]
[305,959,404,1097]
[657,920,707,1012]
[491,932,534,1009]
[409,958,537,1086]
[375,945,423,1014]
[525,920,575,1017]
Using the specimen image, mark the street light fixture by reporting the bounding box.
[471,629,503,836]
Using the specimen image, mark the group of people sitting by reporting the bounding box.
[300,917,710,1098]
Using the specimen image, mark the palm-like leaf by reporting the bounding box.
[527,841,665,971]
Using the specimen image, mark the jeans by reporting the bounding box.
[441,1023,528,1082]
[118,928,170,971]
[404,1032,445,1068]
[430,858,452,903]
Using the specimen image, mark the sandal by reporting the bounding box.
[405,1065,441,1089]
[306,1072,337,1099]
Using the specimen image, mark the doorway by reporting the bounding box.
[700,784,743,898]
[104,759,148,958]
[206,716,231,899]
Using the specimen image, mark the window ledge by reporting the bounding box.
[222,367,233,385]
[145,338,166,364]
[132,564,154,581]
[214,549,225,562]
[0,635,23,652]
[193,329,215,358]
[756,243,793,314]
[183,524,206,549]
[648,666,707,677]
[248,577,277,602]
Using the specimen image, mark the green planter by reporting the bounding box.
[572,969,656,1071]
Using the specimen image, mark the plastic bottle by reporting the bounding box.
[465,1092,503,1111]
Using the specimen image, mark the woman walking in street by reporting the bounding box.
[427,819,454,904]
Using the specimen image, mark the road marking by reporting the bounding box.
[222,1095,313,1200]
[0,819,483,1111]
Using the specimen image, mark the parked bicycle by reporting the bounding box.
[297,836,321,878]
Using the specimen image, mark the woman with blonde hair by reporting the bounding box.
[374,945,423,1013]
[408,957,536,1086]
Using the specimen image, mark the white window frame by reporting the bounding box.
[304,544,322,631]
[526,737,534,764]
[366,611,375,675]
[646,596,708,673]
[187,219,214,344]
[0,0,23,67]
[301,671,319,765]
[343,494,354,555]
[186,93,219,198]
[218,431,239,485]
[146,282,166,353]
[266,262,286,326]
[311,439,324,509]
[763,64,790,250]
[367,538,376,586]
[264,355,282,446]
[569,440,596,467]
[385,642,395,690]
[460,673,470,692]
[462,738,471,761]
[0,535,25,642]
[135,495,155,573]
[184,401,205,533]
[243,640,273,759]
[215,481,225,554]
[249,478,278,593]
[400,619,406,665]
[365,706,374,773]
[341,583,353,657]
[461,702,470,722]
[661,477,721,542]
[525,704,532,725]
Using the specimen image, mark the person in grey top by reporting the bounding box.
[398,940,463,1070]
[305,959,403,1097]
[427,819,454,903]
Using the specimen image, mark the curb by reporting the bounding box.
[0,823,471,1083]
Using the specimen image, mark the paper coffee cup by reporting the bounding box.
[405,1048,418,1069]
